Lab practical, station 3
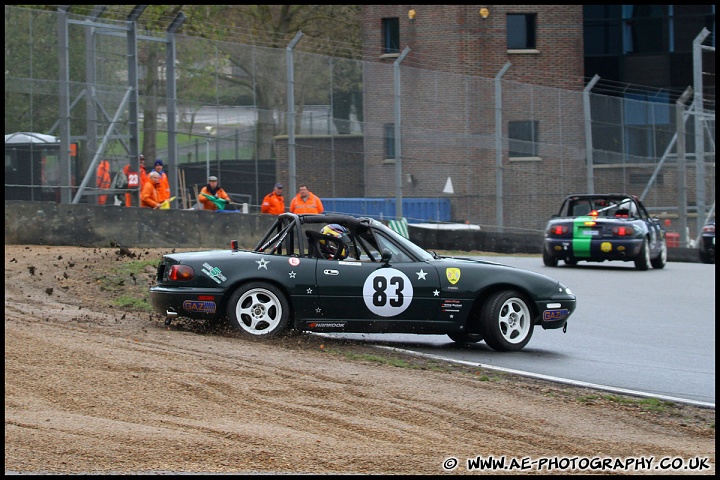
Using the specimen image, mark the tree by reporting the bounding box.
[6,5,364,162]
[198,5,363,159]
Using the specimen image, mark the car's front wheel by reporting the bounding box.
[650,238,667,269]
[480,290,534,352]
[227,282,290,338]
[634,238,650,271]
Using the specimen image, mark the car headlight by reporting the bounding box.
[558,283,573,295]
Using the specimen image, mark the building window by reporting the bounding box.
[509,120,539,158]
[384,123,396,159]
[382,17,400,54]
[583,5,623,55]
[507,13,537,50]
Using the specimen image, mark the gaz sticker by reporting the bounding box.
[362,268,413,317]
[543,309,569,321]
[183,300,216,313]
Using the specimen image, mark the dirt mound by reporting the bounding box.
[4,244,715,474]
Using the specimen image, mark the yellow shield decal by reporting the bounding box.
[601,242,612,253]
[446,268,461,285]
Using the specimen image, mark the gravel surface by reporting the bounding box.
[4,244,715,475]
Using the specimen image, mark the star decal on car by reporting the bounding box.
[289,271,296,278]
[306,288,313,294]
[416,269,428,280]
[256,258,269,270]
[433,290,440,296]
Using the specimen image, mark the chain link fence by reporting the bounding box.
[4,6,715,242]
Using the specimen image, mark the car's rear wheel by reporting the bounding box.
[634,238,650,271]
[699,246,714,264]
[650,238,667,269]
[542,249,558,267]
[480,290,534,352]
[227,282,290,338]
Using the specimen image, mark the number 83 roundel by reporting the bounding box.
[362,268,414,317]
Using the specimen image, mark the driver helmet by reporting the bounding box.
[319,224,350,260]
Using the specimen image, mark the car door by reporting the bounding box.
[314,232,442,332]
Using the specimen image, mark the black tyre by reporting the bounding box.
[480,290,534,352]
[564,258,578,266]
[699,248,714,264]
[543,249,558,267]
[447,332,483,344]
[634,238,650,271]
[227,282,290,338]
[650,238,667,269]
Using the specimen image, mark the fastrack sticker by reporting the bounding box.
[201,262,227,284]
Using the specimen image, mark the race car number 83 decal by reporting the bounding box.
[362,268,413,317]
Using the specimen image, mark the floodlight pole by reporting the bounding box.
[287,31,304,196]
[494,62,511,231]
[394,47,410,220]
[583,74,600,194]
[166,12,186,208]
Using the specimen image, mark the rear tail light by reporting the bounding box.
[611,226,634,236]
[168,264,194,281]
[702,224,715,234]
[550,225,569,235]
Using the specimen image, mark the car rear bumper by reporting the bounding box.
[149,286,225,320]
[544,237,643,261]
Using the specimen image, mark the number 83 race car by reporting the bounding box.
[150,213,576,352]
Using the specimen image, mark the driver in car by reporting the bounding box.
[318,224,352,260]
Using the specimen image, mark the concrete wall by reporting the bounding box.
[5,201,276,249]
[5,201,698,262]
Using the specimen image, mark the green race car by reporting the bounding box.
[543,194,667,270]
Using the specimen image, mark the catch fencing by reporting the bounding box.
[4,6,715,243]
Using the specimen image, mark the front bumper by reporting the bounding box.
[534,285,576,330]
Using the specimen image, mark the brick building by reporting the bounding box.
[360,5,587,227]
[354,5,714,231]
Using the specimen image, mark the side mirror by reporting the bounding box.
[381,248,392,265]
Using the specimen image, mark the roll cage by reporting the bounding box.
[559,194,649,220]
[252,213,433,262]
